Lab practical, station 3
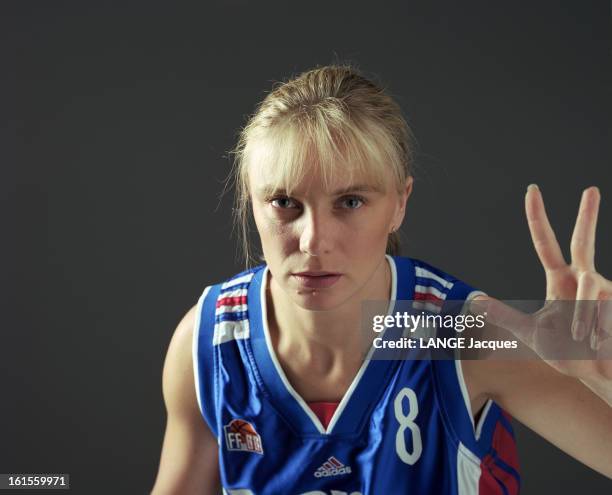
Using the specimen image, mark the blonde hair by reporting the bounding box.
[227,64,415,268]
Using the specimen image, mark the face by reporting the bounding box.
[249,158,413,311]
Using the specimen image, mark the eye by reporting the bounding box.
[338,195,366,209]
[270,196,299,209]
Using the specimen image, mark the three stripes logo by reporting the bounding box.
[313,456,352,478]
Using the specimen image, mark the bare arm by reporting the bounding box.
[463,357,612,479]
[151,305,221,495]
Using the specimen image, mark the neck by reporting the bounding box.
[266,256,392,360]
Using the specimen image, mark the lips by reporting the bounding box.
[292,271,342,289]
[294,271,339,276]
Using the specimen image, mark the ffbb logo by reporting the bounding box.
[223,419,264,455]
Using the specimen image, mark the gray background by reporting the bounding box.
[3,0,611,493]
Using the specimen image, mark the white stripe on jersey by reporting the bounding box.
[414,284,447,300]
[214,273,254,345]
[222,272,255,290]
[415,266,454,290]
[457,442,481,495]
[214,319,250,345]
[475,400,494,441]
[216,303,248,315]
[218,286,248,300]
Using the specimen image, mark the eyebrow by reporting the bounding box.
[257,184,383,197]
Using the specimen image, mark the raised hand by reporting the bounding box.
[470,185,612,386]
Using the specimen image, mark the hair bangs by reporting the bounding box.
[244,113,399,198]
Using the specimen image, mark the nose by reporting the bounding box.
[299,208,333,256]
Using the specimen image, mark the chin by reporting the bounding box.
[291,289,345,312]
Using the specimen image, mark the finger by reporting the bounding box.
[469,295,535,346]
[525,184,567,272]
[572,270,600,342]
[570,186,600,272]
[595,298,612,352]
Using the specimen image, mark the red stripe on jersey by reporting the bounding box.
[478,421,520,495]
[414,292,444,304]
[216,295,247,308]
[478,454,507,494]
[491,421,520,485]
[478,454,507,495]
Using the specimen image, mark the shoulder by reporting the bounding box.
[162,304,200,417]
[167,305,198,362]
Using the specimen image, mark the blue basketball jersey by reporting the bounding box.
[193,255,520,494]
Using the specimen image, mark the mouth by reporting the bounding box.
[292,271,342,289]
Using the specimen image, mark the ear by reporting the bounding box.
[390,176,414,232]
[402,175,414,205]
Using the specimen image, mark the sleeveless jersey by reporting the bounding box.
[193,255,520,495]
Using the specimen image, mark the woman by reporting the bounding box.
[151,65,612,494]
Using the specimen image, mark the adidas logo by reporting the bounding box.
[313,456,352,478]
